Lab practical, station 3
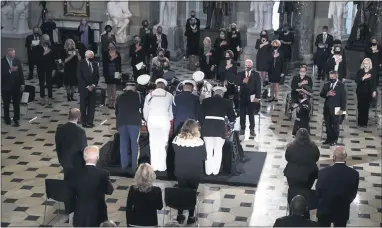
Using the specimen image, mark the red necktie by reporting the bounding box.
[246,72,250,78]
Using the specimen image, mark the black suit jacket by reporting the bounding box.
[315,33,334,51]
[238,70,261,99]
[55,122,87,170]
[218,60,237,82]
[151,33,168,54]
[72,165,114,227]
[274,215,322,227]
[76,59,100,94]
[1,57,25,92]
[139,27,153,53]
[129,43,146,66]
[316,163,359,220]
[320,80,347,115]
[325,56,347,81]
[25,34,41,55]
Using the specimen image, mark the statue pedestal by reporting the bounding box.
[243,28,274,63]
[1,32,31,63]
[116,36,133,64]
[154,25,184,61]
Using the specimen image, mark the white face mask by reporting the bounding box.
[323,31,327,35]
[364,64,369,69]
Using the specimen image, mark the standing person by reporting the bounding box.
[238,59,261,137]
[314,26,334,80]
[172,120,206,225]
[320,71,347,146]
[278,25,294,76]
[199,37,216,80]
[63,38,81,101]
[143,78,173,172]
[290,65,313,104]
[364,37,382,86]
[200,86,236,175]
[105,42,121,109]
[139,20,153,67]
[40,13,56,45]
[77,50,100,128]
[228,23,242,65]
[186,11,200,30]
[151,26,168,58]
[316,147,359,227]
[218,50,238,111]
[55,108,87,215]
[184,17,200,57]
[77,18,93,49]
[255,30,272,94]
[355,58,377,127]
[214,29,230,64]
[25,26,41,79]
[172,80,200,134]
[326,45,347,81]
[292,86,313,135]
[115,81,142,170]
[151,48,170,82]
[101,25,116,81]
[268,40,284,102]
[72,146,114,227]
[130,35,146,80]
[1,48,25,127]
[37,36,56,106]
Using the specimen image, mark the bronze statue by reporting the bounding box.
[203,1,231,29]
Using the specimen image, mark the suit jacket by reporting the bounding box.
[325,55,347,81]
[72,165,114,227]
[218,60,237,82]
[315,33,334,51]
[151,33,168,54]
[129,43,146,66]
[172,91,200,132]
[1,57,25,92]
[273,215,322,227]
[101,33,116,52]
[139,27,153,53]
[320,80,347,115]
[316,163,359,220]
[238,70,261,100]
[291,75,313,99]
[76,59,100,94]
[25,34,41,55]
[55,122,87,170]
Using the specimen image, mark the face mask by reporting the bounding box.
[157,30,162,34]
[372,43,377,46]
[163,66,169,70]
[273,46,278,50]
[323,31,327,35]
[143,24,148,27]
[134,40,139,44]
[245,67,251,72]
[334,51,341,54]
[159,54,164,57]
[225,56,231,60]
[364,64,369,68]
[191,14,195,18]
[8,56,14,61]
[88,58,94,62]
[300,72,306,76]
[329,78,336,83]
[220,35,225,39]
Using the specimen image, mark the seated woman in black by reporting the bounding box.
[284,128,320,190]
[292,86,313,136]
[126,163,163,226]
[172,119,206,225]
[290,65,313,104]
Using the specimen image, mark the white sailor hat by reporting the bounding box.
[137,74,151,85]
[182,80,196,87]
[212,86,227,93]
[192,71,205,82]
[155,78,168,86]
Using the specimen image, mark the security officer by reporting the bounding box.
[172,80,200,134]
[292,85,313,136]
[192,71,213,102]
[200,85,236,175]
[143,78,174,172]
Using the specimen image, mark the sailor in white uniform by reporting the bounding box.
[143,78,174,171]
[192,71,213,102]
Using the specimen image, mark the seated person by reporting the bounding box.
[151,48,170,82]
[292,86,313,135]
[290,65,313,104]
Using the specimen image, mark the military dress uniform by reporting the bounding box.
[192,71,213,103]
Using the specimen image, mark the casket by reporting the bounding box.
[140,120,174,137]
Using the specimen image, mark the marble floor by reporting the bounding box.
[1,61,381,227]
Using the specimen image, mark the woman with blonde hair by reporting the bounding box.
[63,38,81,101]
[355,58,377,127]
[267,40,284,102]
[172,119,206,225]
[199,37,216,79]
[125,163,163,226]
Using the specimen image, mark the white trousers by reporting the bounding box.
[147,116,170,172]
[203,137,225,175]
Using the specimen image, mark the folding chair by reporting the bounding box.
[163,187,198,227]
[43,179,70,225]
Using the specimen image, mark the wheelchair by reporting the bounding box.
[284,92,314,121]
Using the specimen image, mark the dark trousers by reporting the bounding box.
[118,125,140,169]
[357,95,371,126]
[63,168,76,214]
[206,6,223,28]
[317,214,347,227]
[80,90,96,124]
[287,175,316,190]
[177,179,199,217]
[317,66,326,80]
[27,53,37,77]
[38,68,53,98]
[1,90,21,121]
[224,84,239,110]
[240,99,255,130]
[324,107,340,142]
[102,51,109,77]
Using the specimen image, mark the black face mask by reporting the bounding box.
[245,67,251,72]
[329,78,337,83]
[143,24,148,27]
[163,66,169,70]
[159,54,164,57]
[157,31,162,34]
[334,51,341,54]
[88,58,94,62]
[273,46,278,50]
[191,14,195,18]
[134,40,140,44]
[372,43,377,46]
[225,57,231,60]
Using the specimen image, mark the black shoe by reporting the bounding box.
[187,217,197,225]
[176,214,186,224]
[13,120,20,127]
[322,140,331,145]
[250,130,256,137]
[27,76,33,80]
[240,155,251,163]
[71,96,77,101]
[82,122,87,128]
[4,119,11,125]
[266,98,275,103]
[86,123,95,128]
[239,129,245,135]
[67,95,72,101]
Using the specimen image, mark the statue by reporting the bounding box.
[328,1,348,39]
[1,2,14,32]
[1,1,30,34]
[106,0,132,44]
[250,1,265,31]
[159,0,177,27]
[203,1,231,29]
[263,1,275,30]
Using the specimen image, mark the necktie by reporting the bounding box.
[323,34,326,43]
[330,83,334,90]
[88,62,93,73]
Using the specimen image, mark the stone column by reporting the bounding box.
[292,1,316,65]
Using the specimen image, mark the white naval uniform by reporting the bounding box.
[143,88,173,171]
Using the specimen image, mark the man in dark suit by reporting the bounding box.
[76,50,100,128]
[238,59,261,137]
[274,195,321,227]
[129,35,147,79]
[25,27,41,79]
[55,108,87,214]
[151,26,169,58]
[72,146,114,227]
[320,71,347,145]
[1,48,25,127]
[316,146,359,227]
[314,26,334,80]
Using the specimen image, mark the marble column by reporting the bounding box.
[292,1,316,65]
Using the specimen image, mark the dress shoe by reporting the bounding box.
[322,140,331,145]
[27,76,33,80]
[239,129,245,135]
[4,119,11,125]
[250,130,256,137]
[13,120,20,127]
[86,123,95,128]
[187,217,197,225]
[240,155,251,163]
[82,123,87,128]
[176,214,186,224]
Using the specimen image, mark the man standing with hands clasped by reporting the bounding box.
[320,71,346,146]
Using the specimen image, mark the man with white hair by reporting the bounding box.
[143,78,173,171]
[72,146,114,227]
[316,146,359,227]
[238,59,261,136]
[76,50,100,128]
[200,85,236,175]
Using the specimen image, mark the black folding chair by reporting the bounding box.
[163,187,198,226]
[43,179,70,225]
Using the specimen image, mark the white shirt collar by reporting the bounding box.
[69,120,78,124]
[300,98,308,103]
[85,163,96,166]
[335,162,345,164]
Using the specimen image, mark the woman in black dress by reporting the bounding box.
[326,44,347,81]
[255,30,272,87]
[268,40,284,102]
[63,38,81,101]
[105,42,122,109]
[172,119,206,225]
[227,23,242,64]
[126,163,163,226]
[129,35,146,80]
[278,25,294,76]
[199,37,216,79]
[364,38,382,86]
[213,28,230,65]
[355,58,377,127]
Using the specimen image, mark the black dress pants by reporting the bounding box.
[63,168,76,214]
[317,66,326,80]
[80,90,96,125]
[318,214,348,227]
[324,107,340,143]
[357,95,371,126]
[38,68,53,98]
[27,52,37,77]
[224,84,239,110]
[240,98,255,130]
[177,179,199,217]
[1,90,21,121]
